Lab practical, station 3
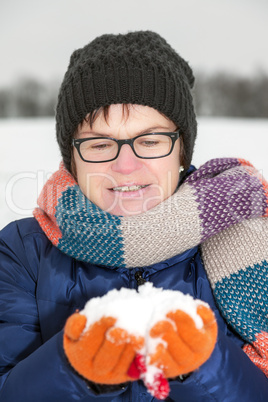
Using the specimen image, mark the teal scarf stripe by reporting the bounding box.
[213,260,268,342]
[55,185,126,267]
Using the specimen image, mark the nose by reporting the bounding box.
[111,144,143,174]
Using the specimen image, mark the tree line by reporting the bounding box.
[0,78,58,118]
[0,72,267,118]
[194,71,268,118]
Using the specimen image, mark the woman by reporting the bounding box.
[0,31,267,401]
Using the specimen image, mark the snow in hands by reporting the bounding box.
[80,283,210,399]
[81,283,207,339]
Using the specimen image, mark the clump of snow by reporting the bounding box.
[81,283,208,352]
[80,283,211,399]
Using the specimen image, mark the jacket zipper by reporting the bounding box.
[134,270,146,286]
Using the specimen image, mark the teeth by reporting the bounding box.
[113,185,147,192]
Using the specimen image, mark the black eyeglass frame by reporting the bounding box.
[72,131,180,163]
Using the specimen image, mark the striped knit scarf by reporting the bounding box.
[34,158,268,377]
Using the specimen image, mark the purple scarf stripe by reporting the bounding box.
[186,158,267,241]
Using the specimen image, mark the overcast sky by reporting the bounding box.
[0,0,267,88]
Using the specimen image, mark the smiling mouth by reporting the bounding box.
[111,184,149,192]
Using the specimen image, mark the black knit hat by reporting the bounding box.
[56,31,197,172]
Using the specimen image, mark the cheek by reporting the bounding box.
[168,145,181,191]
[160,164,180,195]
[74,156,104,200]
[150,153,180,194]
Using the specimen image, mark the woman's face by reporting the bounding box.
[73,104,181,216]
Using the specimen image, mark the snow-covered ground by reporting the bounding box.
[0,117,267,230]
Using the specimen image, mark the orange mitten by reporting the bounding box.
[63,312,144,384]
[148,304,217,378]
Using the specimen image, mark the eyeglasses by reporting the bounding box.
[72,131,180,163]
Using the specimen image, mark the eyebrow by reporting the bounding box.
[78,126,174,138]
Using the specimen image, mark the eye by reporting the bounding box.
[82,139,115,152]
[90,142,112,150]
[137,136,162,147]
[141,139,159,147]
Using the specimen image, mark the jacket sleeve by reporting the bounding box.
[0,222,126,402]
[169,328,268,401]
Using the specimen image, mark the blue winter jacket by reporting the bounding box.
[0,217,267,402]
